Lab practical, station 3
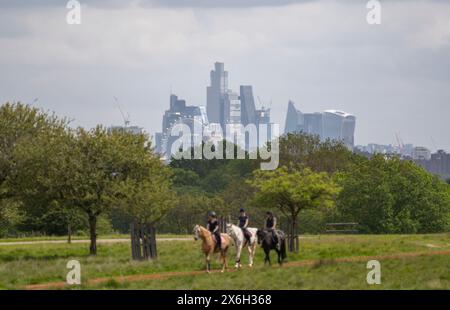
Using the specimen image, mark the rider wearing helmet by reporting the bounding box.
[207,211,221,250]
[237,208,250,242]
[265,211,280,250]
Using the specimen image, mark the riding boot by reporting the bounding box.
[274,234,280,251]
[215,233,221,250]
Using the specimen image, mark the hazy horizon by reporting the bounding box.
[1,0,449,151]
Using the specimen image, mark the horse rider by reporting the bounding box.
[265,211,280,250]
[237,208,250,243]
[207,211,221,250]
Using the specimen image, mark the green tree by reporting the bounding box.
[159,188,224,234]
[108,171,176,259]
[1,103,80,237]
[68,126,158,255]
[109,169,176,228]
[249,166,340,251]
[0,103,66,199]
[0,200,23,237]
[278,132,354,173]
[337,155,450,233]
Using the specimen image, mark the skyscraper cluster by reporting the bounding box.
[154,94,209,156]
[155,62,273,160]
[206,62,273,150]
[284,100,356,149]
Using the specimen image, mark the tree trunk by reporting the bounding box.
[67,223,72,244]
[293,217,299,253]
[288,215,299,253]
[88,215,97,255]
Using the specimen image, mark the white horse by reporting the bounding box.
[226,223,258,268]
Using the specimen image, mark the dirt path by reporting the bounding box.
[0,238,191,246]
[24,249,450,290]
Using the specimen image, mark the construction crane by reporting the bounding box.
[257,96,272,110]
[395,132,404,154]
[257,96,263,108]
[114,96,130,127]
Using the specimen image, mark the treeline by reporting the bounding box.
[168,132,450,235]
[1,103,449,247]
[0,103,176,254]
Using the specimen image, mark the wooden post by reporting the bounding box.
[149,225,157,258]
[130,221,158,260]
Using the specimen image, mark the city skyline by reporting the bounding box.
[155,62,275,159]
[284,101,356,149]
[1,1,449,151]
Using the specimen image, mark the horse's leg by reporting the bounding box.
[206,253,211,273]
[248,243,255,267]
[264,248,270,266]
[220,249,228,273]
[235,242,242,269]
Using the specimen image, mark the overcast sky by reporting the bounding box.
[1,0,449,151]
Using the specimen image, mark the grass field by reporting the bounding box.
[0,234,449,290]
[0,234,189,243]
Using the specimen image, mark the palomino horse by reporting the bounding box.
[256,229,287,265]
[193,225,232,273]
[226,223,258,268]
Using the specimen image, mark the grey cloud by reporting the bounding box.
[0,0,449,151]
[0,0,314,9]
[0,0,442,9]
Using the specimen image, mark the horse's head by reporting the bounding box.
[225,223,233,235]
[193,224,200,241]
[256,229,266,245]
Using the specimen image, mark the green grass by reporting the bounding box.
[0,234,448,290]
[97,255,450,290]
[0,234,189,243]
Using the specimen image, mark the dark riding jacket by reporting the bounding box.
[238,215,248,229]
[265,216,276,230]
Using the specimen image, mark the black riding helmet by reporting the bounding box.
[208,211,217,218]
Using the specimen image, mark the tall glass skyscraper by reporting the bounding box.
[323,110,356,149]
[206,62,229,124]
[284,101,356,149]
[240,85,257,126]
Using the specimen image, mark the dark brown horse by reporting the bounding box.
[256,229,287,265]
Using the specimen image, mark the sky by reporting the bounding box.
[0,0,449,151]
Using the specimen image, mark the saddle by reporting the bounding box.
[243,229,252,241]
[213,234,226,250]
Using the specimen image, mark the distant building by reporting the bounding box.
[207,62,229,125]
[355,143,415,158]
[239,85,273,150]
[412,146,431,161]
[205,62,273,151]
[284,101,356,149]
[323,110,356,149]
[155,94,209,159]
[240,85,257,126]
[415,150,450,179]
[108,125,143,135]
